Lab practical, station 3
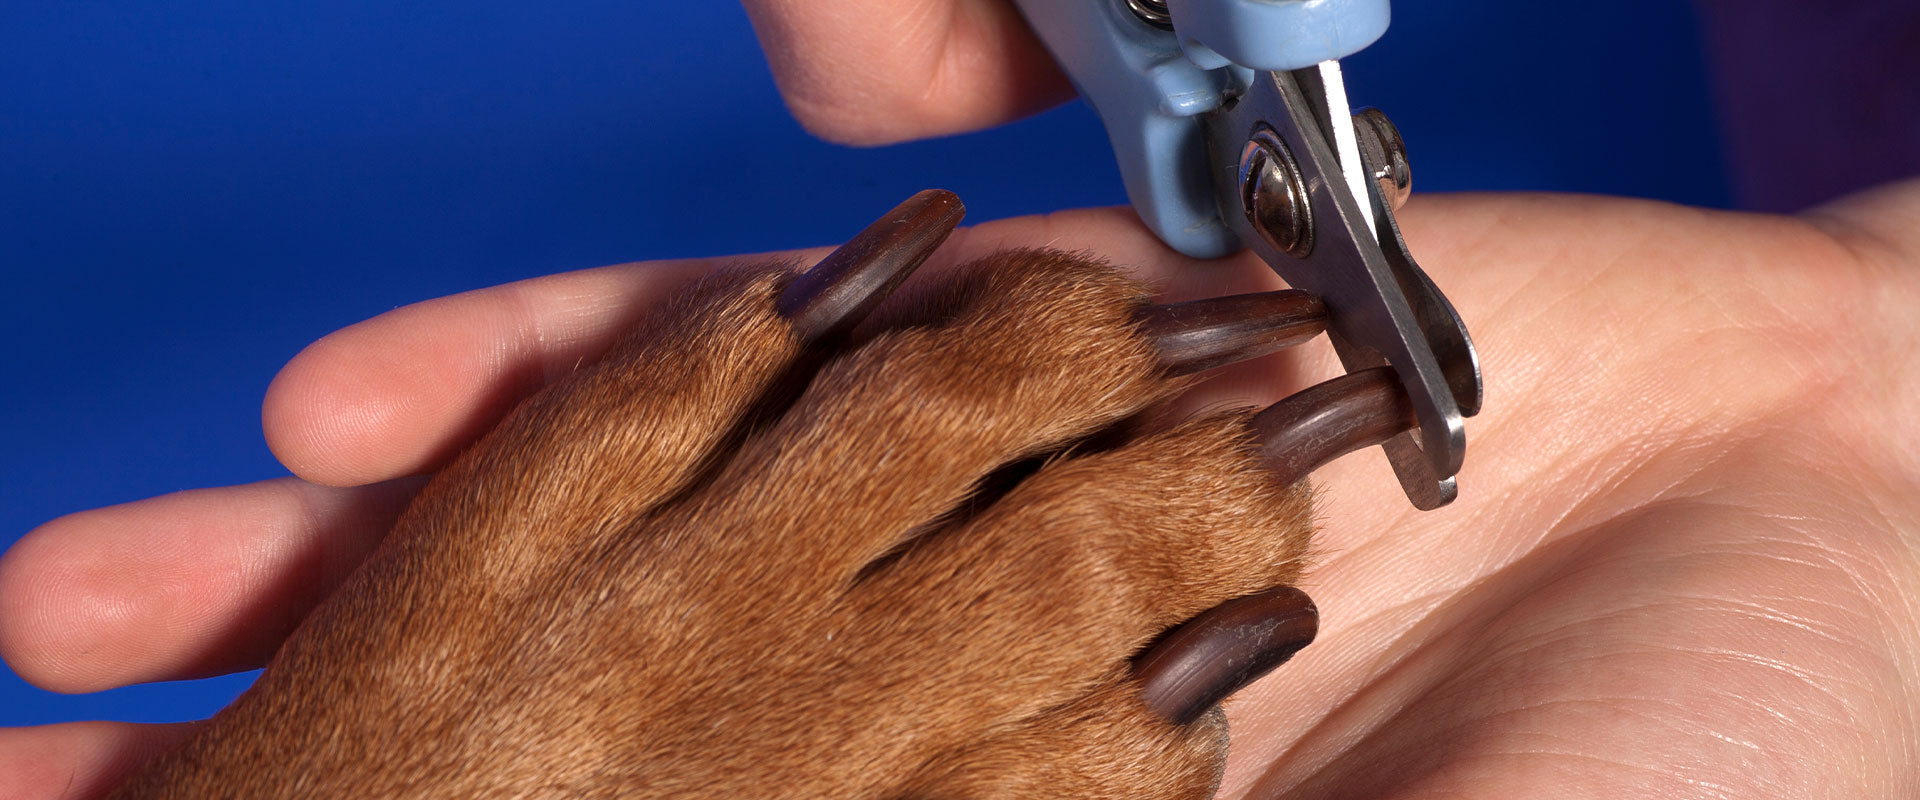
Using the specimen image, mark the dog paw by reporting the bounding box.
[113,191,1413,799]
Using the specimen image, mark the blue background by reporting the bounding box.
[1,2,1728,726]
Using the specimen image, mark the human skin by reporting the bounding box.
[2,185,1918,797]
[740,0,1920,213]
[6,0,1920,795]
[737,7,1920,792]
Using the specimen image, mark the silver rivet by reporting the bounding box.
[1123,0,1174,29]
[1239,126,1314,258]
[1353,108,1412,213]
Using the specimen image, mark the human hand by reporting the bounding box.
[739,0,1074,145]
[4,182,1919,797]
[1218,183,1920,796]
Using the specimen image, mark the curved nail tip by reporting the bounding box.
[1254,367,1416,487]
[1138,586,1320,725]
[1140,290,1327,377]
[777,189,966,343]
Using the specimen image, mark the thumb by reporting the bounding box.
[740,0,1072,146]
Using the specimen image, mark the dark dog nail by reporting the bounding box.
[1136,586,1320,725]
[776,189,965,343]
[1138,290,1326,376]
[1254,367,1416,487]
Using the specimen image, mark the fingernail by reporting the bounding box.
[776,189,965,343]
[1136,586,1320,725]
[1138,291,1326,377]
[1253,367,1416,487]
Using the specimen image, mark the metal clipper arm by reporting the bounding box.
[1011,0,1482,509]
[1010,0,1390,259]
[1203,68,1481,508]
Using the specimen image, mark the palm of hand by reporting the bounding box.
[3,190,1916,798]
[1218,190,1920,797]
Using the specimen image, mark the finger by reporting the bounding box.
[0,721,195,800]
[4,196,972,692]
[0,478,417,693]
[264,208,1291,490]
[740,0,1073,145]
[262,256,727,487]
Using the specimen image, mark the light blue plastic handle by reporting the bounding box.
[1013,0,1390,259]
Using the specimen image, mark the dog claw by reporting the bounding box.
[1255,367,1416,488]
[1136,586,1319,725]
[1133,370,1412,723]
[777,189,966,343]
[1139,291,1327,377]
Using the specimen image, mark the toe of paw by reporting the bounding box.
[862,249,1170,423]
[899,686,1228,800]
[401,265,809,551]
[900,412,1315,624]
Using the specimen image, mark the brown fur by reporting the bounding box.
[108,250,1315,799]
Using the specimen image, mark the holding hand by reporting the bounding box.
[6,1,1919,795]
[740,0,1075,145]
[7,185,1920,796]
